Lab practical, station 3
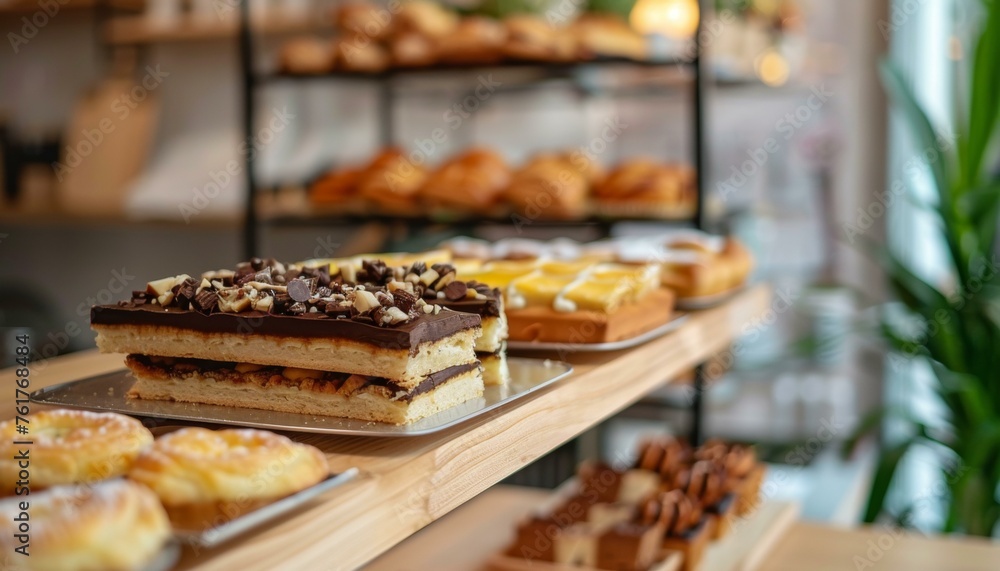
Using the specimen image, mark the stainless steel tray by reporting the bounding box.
[30,358,572,436]
[176,469,359,548]
[506,313,688,352]
[676,286,745,310]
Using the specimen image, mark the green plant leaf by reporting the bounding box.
[863,437,919,523]
[932,362,992,426]
[965,0,1000,186]
[880,60,951,208]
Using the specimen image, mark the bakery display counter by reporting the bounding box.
[367,486,1000,571]
[5,285,768,570]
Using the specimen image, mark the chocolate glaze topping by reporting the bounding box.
[94,304,479,349]
[92,257,496,348]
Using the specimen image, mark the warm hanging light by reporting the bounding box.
[755,47,790,86]
[630,0,700,39]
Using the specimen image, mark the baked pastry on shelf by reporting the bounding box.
[504,152,599,220]
[310,166,365,213]
[660,235,754,298]
[394,0,458,39]
[421,148,512,215]
[334,35,391,73]
[0,479,171,571]
[0,409,153,493]
[335,1,394,41]
[502,14,579,62]
[357,147,428,214]
[279,37,335,74]
[461,259,673,344]
[389,31,439,67]
[128,427,329,531]
[571,13,648,61]
[593,159,697,219]
[434,16,508,65]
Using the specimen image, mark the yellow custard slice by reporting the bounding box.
[508,272,575,308]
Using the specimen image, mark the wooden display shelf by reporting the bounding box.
[7,285,770,570]
[368,486,799,571]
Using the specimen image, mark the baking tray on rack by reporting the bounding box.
[506,312,688,352]
[30,358,572,437]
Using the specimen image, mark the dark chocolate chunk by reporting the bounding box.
[271,293,293,313]
[131,290,151,304]
[409,261,426,275]
[443,281,468,301]
[287,279,311,302]
[360,260,391,284]
[393,290,417,313]
[191,291,219,314]
[250,257,265,271]
[175,278,199,310]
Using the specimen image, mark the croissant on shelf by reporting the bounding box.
[305,147,696,221]
[277,2,650,74]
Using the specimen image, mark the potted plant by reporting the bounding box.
[848,0,1000,536]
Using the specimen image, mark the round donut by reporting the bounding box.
[128,427,329,530]
[0,479,171,571]
[0,410,153,494]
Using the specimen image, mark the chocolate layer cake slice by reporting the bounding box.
[125,355,484,425]
[91,258,482,388]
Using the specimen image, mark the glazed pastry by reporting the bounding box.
[503,14,579,62]
[358,147,428,213]
[593,159,697,219]
[335,1,393,40]
[661,236,754,298]
[0,480,170,571]
[434,16,507,64]
[647,490,712,571]
[669,460,736,540]
[504,153,593,220]
[310,166,364,211]
[128,427,329,531]
[695,439,765,516]
[571,13,647,61]
[334,35,390,73]
[279,37,334,74]
[0,409,153,493]
[389,31,438,67]
[421,148,511,214]
[634,436,693,479]
[394,0,458,38]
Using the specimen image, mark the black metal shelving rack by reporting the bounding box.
[236,0,714,449]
